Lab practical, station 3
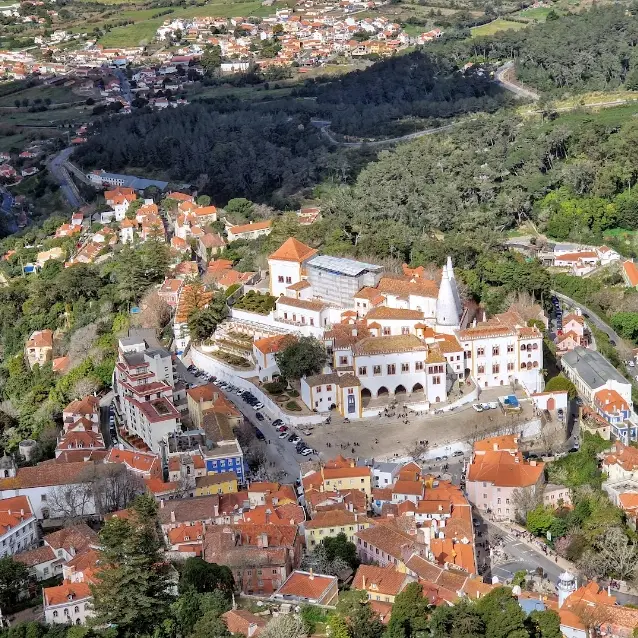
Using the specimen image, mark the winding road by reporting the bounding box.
[494,61,540,101]
[47,146,84,209]
[551,290,623,347]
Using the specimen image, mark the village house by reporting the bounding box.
[25,329,53,368]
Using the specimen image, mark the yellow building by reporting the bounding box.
[194,471,238,496]
[305,510,372,550]
[302,456,373,503]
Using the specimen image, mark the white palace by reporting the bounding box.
[198,237,544,418]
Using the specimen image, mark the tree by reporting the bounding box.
[323,532,359,570]
[190,611,231,638]
[0,558,29,611]
[133,289,171,335]
[327,614,351,638]
[543,374,577,399]
[300,543,349,577]
[187,293,228,343]
[274,336,328,381]
[429,598,485,638]
[527,609,562,638]
[584,526,638,582]
[260,614,308,638]
[90,495,174,636]
[179,557,234,595]
[347,598,384,638]
[225,198,254,220]
[384,582,430,638]
[201,45,222,74]
[48,482,94,523]
[611,312,638,342]
[196,195,211,207]
[526,505,555,537]
[475,587,528,638]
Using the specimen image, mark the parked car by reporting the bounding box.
[272,419,284,428]
[255,412,264,421]
[300,448,314,456]
[472,404,483,412]
[254,428,265,441]
[279,431,288,439]
[276,425,288,432]
[253,403,264,410]
[487,401,499,409]
[453,450,464,457]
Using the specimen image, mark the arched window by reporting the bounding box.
[74,606,79,613]
[521,362,527,369]
[532,343,539,350]
[520,344,526,351]
[53,611,58,618]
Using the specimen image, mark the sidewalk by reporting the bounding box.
[488,519,638,597]
[489,519,574,572]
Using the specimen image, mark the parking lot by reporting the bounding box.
[186,365,317,478]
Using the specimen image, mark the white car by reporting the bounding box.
[253,403,264,410]
[300,448,314,456]
[472,404,483,412]
[480,403,491,410]
[487,402,499,409]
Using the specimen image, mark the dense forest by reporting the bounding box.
[73,106,330,205]
[441,5,638,93]
[297,51,510,136]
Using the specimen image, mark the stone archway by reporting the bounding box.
[395,384,407,397]
[412,383,424,394]
[377,386,389,398]
[361,388,372,407]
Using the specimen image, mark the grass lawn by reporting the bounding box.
[0,83,80,107]
[546,101,638,128]
[470,19,527,37]
[514,6,553,20]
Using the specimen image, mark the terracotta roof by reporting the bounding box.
[253,335,288,355]
[167,522,204,545]
[229,220,272,234]
[158,495,220,525]
[44,580,91,607]
[276,570,336,600]
[393,480,424,497]
[304,372,360,388]
[353,334,427,356]
[563,313,584,325]
[45,524,98,553]
[222,610,266,637]
[355,524,417,561]
[187,382,221,403]
[376,277,438,299]
[604,441,638,471]
[277,296,327,312]
[474,435,518,453]
[0,461,95,490]
[15,544,55,567]
[467,451,544,488]
[287,280,312,291]
[166,192,194,202]
[594,388,629,413]
[27,329,53,349]
[365,307,424,320]
[353,564,408,596]
[0,496,33,536]
[624,260,638,287]
[618,492,638,512]
[106,448,159,475]
[556,251,598,262]
[268,237,317,263]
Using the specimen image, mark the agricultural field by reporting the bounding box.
[0,83,83,108]
[513,5,554,20]
[470,18,527,37]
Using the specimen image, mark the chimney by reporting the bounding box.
[530,460,537,467]
[170,510,176,522]
[160,499,165,509]
[20,509,24,516]
[309,568,314,580]
[214,503,219,517]
[362,574,366,589]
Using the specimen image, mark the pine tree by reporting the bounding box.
[90,495,174,637]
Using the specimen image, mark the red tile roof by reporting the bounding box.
[268,238,317,263]
[276,570,336,601]
[353,565,408,596]
[44,580,91,606]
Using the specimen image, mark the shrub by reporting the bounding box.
[285,400,301,411]
[263,380,286,395]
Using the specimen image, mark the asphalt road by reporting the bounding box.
[47,147,83,208]
[494,61,540,101]
[552,290,624,348]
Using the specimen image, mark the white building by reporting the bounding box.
[268,237,317,298]
[0,495,37,557]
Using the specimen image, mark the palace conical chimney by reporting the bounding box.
[436,260,460,334]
